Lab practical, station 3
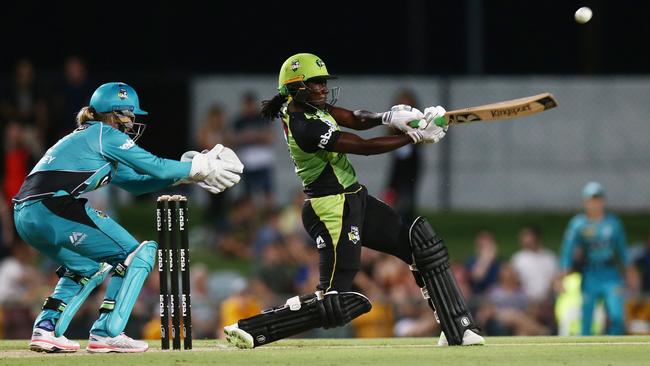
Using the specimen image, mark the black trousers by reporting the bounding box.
[302,186,412,292]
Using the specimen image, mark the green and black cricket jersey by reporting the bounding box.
[280,106,358,197]
[280,104,412,292]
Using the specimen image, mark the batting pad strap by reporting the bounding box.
[238,291,371,347]
[409,217,477,346]
[54,262,113,337]
[42,297,67,312]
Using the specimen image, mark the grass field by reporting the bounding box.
[1,336,649,366]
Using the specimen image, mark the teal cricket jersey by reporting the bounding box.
[13,121,190,204]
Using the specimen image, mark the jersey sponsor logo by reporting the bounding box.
[318,120,336,149]
[69,232,87,246]
[348,226,360,244]
[39,155,56,164]
[316,236,326,249]
[119,138,135,150]
[118,88,128,100]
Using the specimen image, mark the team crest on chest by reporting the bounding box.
[348,226,360,244]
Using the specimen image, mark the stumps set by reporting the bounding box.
[156,195,192,350]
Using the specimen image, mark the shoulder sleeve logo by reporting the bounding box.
[118,138,135,150]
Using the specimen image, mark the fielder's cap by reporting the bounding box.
[582,181,605,199]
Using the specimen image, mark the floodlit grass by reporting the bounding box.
[1,336,649,366]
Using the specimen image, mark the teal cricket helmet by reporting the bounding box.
[90,82,148,115]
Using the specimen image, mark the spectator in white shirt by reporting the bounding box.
[511,226,558,302]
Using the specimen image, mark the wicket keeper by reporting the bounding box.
[13,82,243,353]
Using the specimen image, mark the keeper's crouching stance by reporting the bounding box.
[14,82,243,353]
[225,53,483,348]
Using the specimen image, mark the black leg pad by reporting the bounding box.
[409,217,478,345]
[238,291,371,347]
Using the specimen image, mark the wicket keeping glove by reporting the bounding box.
[183,145,244,194]
[381,104,426,133]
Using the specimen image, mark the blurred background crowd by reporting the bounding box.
[1,56,649,341]
[3,0,650,343]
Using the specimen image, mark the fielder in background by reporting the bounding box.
[224,53,484,348]
[559,182,631,335]
[13,82,243,353]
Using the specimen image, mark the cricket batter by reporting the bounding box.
[559,182,630,335]
[224,53,484,347]
[13,82,243,353]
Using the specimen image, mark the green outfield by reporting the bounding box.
[1,337,649,366]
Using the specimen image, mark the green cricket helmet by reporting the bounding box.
[278,53,337,97]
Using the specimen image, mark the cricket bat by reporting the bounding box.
[445,92,557,125]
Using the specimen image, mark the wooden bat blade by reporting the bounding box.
[445,92,558,124]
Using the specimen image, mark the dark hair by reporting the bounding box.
[260,93,288,120]
[521,225,542,239]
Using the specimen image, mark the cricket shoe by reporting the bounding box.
[29,328,80,353]
[86,333,149,353]
[437,330,485,346]
[224,323,254,349]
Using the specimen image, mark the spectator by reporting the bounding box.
[634,233,650,294]
[196,104,234,231]
[0,193,13,259]
[478,263,550,335]
[50,56,93,145]
[559,181,631,335]
[189,264,220,339]
[382,89,422,223]
[465,230,501,295]
[232,92,275,208]
[3,122,34,203]
[511,225,558,302]
[196,103,233,152]
[0,59,48,153]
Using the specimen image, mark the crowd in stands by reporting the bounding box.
[1,59,649,340]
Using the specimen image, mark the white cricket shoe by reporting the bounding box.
[438,330,485,346]
[86,333,149,353]
[29,328,80,353]
[224,323,254,349]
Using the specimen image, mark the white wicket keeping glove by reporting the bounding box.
[408,106,448,144]
[381,104,426,133]
[184,146,244,194]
